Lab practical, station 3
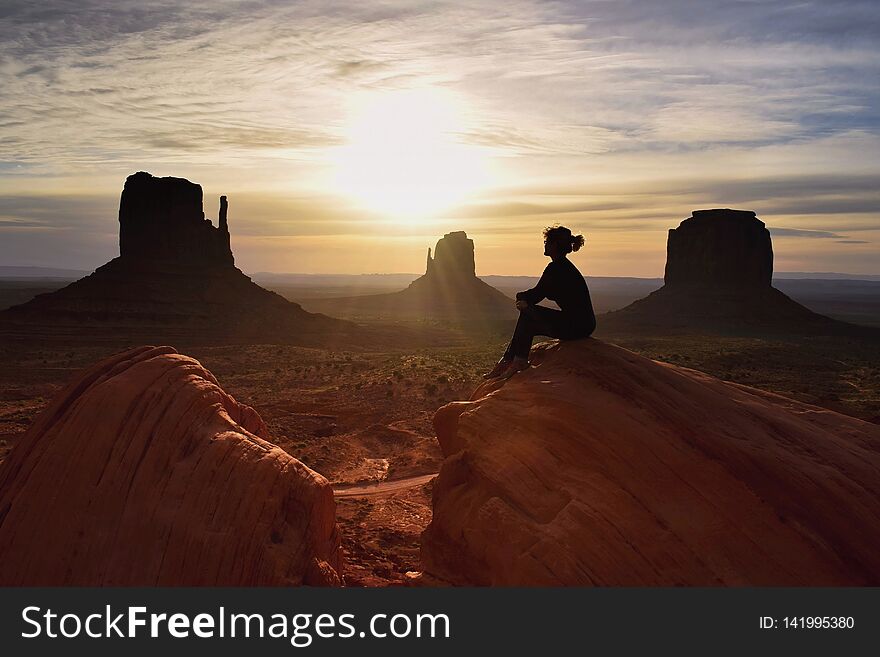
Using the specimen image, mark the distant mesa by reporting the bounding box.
[119,171,233,266]
[425,230,476,281]
[421,339,880,585]
[301,231,516,325]
[405,231,514,312]
[664,209,772,288]
[0,171,361,344]
[0,346,342,585]
[603,209,847,332]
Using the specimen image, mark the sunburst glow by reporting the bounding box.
[331,88,493,220]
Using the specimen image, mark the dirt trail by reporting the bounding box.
[333,473,436,498]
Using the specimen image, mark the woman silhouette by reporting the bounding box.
[484,225,596,379]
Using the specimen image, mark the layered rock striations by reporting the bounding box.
[422,339,880,586]
[604,209,836,331]
[0,346,342,586]
[1,172,358,344]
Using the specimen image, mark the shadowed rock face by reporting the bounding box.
[422,339,880,586]
[664,209,772,288]
[426,231,477,282]
[602,209,843,332]
[1,172,365,345]
[405,231,514,314]
[0,346,342,586]
[119,171,233,266]
[301,231,516,326]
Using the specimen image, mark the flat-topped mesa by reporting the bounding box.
[425,231,476,282]
[664,209,772,289]
[402,230,513,313]
[119,171,233,266]
[299,230,515,323]
[0,171,366,344]
[601,208,845,332]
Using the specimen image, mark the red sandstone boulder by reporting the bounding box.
[0,346,341,586]
[422,339,880,585]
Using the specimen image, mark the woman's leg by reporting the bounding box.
[487,314,533,377]
[505,305,565,359]
[487,306,571,378]
[502,312,525,360]
[534,305,596,341]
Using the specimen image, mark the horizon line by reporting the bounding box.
[3,265,880,281]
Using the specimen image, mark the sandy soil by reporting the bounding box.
[336,480,435,587]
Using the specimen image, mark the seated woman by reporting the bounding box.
[484,225,596,379]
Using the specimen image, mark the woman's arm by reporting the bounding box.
[516,264,552,305]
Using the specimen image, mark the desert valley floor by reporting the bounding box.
[2,319,878,585]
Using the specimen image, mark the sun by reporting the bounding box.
[330,87,492,220]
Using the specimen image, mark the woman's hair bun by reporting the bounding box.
[543,225,585,253]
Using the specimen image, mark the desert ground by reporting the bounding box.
[1,277,878,585]
[0,324,500,585]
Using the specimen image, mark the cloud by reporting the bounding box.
[0,194,116,231]
[451,199,635,219]
[2,0,878,170]
[0,1,878,274]
[769,227,846,239]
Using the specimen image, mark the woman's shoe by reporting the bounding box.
[482,358,511,379]
[499,356,530,379]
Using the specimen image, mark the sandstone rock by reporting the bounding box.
[401,231,513,315]
[119,171,233,266]
[426,231,477,281]
[603,209,844,332]
[0,346,342,586]
[422,339,880,585]
[1,172,365,345]
[664,209,772,288]
[301,231,516,326]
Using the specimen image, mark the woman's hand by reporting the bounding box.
[515,299,529,311]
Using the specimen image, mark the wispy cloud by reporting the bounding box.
[769,228,847,239]
[0,1,878,274]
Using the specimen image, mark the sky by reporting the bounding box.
[1,0,878,277]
